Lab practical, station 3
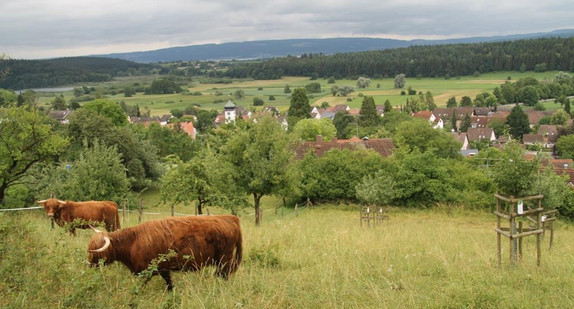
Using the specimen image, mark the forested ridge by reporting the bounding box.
[0,57,157,90]
[223,37,574,79]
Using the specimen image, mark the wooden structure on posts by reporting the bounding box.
[494,194,544,266]
[360,205,387,227]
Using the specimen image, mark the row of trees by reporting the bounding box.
[223,37,574,80]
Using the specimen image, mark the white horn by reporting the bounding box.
[89,236,111,253]
[89,225,102,233]
[36,200,46,204]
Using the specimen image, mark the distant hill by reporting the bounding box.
[92,29,574,63]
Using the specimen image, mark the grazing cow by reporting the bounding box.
[36,198,121,235]
[87,215,242,290]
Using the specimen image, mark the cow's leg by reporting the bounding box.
[158,269,173,291]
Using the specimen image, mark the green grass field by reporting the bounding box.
[2,199,573,308]
[35,71,563,117]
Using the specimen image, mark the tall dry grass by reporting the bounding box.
[1,205,573,308]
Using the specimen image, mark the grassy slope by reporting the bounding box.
[2,202,573,308]
[36,71,562,117]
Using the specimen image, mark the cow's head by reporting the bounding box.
[36,198,66,218]
[87,226,112,267]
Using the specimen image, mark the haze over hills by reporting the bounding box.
[91,29,574,63]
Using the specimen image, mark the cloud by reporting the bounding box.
[1,0,573,59]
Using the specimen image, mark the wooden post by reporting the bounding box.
[138,199,143,223]
[518,222,523,262]
[509,197,515,265]
[536,199,542,266]
[294,203,298,217]
[497,197,501,267]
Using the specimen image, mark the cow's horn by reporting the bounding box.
[57,200,66,204]
[89,236,111,253]
[36,200,46,204]
[89,225,102,233]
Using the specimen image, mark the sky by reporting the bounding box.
[1,0,573,60]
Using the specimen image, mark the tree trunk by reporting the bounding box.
[197,202,203,215]
[254,193,262,226]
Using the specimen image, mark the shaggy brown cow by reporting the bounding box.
[87,215,242,290]
[36,198,121,235]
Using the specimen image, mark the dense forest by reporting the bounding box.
[0,57,157,90]
[223,37,574,79]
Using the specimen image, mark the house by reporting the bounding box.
[433,107,474,130]
[452,132,469,150]
[538,125,559,148]
[49,110,72,124]
[178,121,196,140]
[296,135,395,159]
[474,107,493,117]
[525,110,552,128]
[130,115,172,127]
[487,111,510,126]
[412,110,444,129]
[466,127,496,143]
[470,116,488,129]
[522,134,545,147]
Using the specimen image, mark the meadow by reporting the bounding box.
[2,199,574,308]
[34,71,563,117]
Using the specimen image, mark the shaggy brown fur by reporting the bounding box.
[37,198,120,235]
[87,215,243,290]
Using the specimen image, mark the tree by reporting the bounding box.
[459,114,471,132]
[450,111,458,132]
[51,95,67,110]
[394,74,406,88]
[49,140,129,202]
[383,99,393,113]
[82,99,128,126]
[555,134,574,159]
[521,85,539,106]
[234,89,245,99]
[293,118,337,141]
[170,109,183,118]
[491,141,539,197]
[339,85,354,96]
[0,106,68,205]
[333,111,354,139]
[393,119,462,159]
[145,79,183,94]
[460,96,472,107]
[305,82,321,93]
[565,99,571,115]
[506,105,531,141]
[253,97,264,106]
[356,77,371,89]
[358,96,379,127]
[356,169,395,206]
[424,91,436,111]
[160,149,246,216]
[283,85,291,94]
[446,96,457,108]
[220,116,294,226]
[330,85,339,96]
[287,88,311,127]
[550,109,569,125]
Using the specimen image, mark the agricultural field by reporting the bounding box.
[1,199,574,308]
[34,71,563,117]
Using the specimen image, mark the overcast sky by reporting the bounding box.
[1,0,573,60]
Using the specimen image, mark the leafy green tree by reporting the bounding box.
[564,99,571,115]
[284,85,291,93]
[145,79,183,94]
[356,77,371,88]
[520,63,527,73]
[253,97,264,106]
[555,134,574,159]
[170,109,183,118]
[327,76,336,84]
[446,96,457,108]
[333,111,354,138]
[393,119,462,159]
[487,118,507,138]
[0,89,16,107]
[491,141,539,197]
[287,88,311,128]
[220,115,294,226]
[145,122,198,161]
[160,149,246,216]
[234,89,245,99]
[339,85,354,96]
[394,74,406,88]
[358,96,379,127]
[53,140,129,202]
[506,105,531,141]
[383,99,393,113]
[356,169,395,206]
[550,109,569,125]
[50,95,67,110]
[304,82,322,93]
[521,85,539,106]
[330,85,339,96]
[293,118,337,141]
[424,91,436,110]
[450,111,458,132]
[82,99,128,126]
[460,96,472,107]
[195,109,218,133]
[459,114,471,132]
[381,110,414,134]
[0,106,68,205]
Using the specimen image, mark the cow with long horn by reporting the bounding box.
[36,198,121,235]
[87,215,243,290]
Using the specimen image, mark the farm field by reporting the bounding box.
[2,202,573,308]
[34,71,563,117]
